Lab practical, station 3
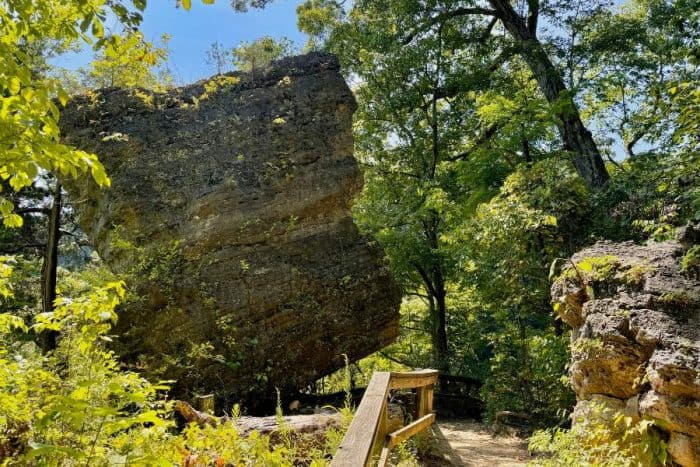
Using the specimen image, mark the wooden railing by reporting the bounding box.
[331,369,438,467]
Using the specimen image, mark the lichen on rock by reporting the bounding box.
[552,229,700,466]
[59,52,401,411]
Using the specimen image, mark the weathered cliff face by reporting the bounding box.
[552,227,700,466]
[60,52,401,410]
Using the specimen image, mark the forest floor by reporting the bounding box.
[422,419,532,466]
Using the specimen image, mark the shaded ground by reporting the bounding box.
[422,419,532,466]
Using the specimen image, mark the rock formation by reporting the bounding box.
[552,227,700,466]
[59,52,401,411]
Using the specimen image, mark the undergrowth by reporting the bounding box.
[0,258,352,466]
[528,405,670,466]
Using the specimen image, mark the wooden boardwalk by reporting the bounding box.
[332,369,439,467]
[330,369,530,466]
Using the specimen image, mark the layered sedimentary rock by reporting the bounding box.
[552,227,700,466]
[60,53,401,410]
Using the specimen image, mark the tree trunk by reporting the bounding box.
[488,0,610,188]
[415,260,449,373]
[434,287,449,373]
[39,180,61,351]
[422,212,450,373]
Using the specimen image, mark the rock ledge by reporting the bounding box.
[552,232,700,466]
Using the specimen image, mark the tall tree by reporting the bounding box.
[322,0,559,370]
[400,0,611,187]
[83,32,172,91]
[572,0,699,157]
[298,0,611,187]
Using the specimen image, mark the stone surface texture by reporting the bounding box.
[552,229,700,466]
[60,52,401,410]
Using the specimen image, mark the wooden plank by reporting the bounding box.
[415,384,434,417]
[387,413,436,449]
[377,441,391,467]
[389,370,438,390]
[331,372,391,467]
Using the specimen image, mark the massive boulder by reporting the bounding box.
[552,228,700,466]
[60,53,401,411]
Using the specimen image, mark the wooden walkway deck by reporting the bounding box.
[331,369,439,467]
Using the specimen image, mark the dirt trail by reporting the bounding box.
[423,419,531,466]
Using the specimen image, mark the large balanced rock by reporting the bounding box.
[60,53,401,411]
[551,229,700,466]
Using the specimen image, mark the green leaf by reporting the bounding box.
[8,77,21,94]
[57,87,69,107]
[92,19,104,38]
[3,213,23,228]
[544,214,558,226]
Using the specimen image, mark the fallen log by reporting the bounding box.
[173,400,342,435]
[174,400,221,427]
[173,400,407,437]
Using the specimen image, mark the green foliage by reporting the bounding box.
[81,32,173,91]
[453,161,587,425]
[562,255,622,284]
[161,422,296,465]
[482,331,574,425]
[333,0,565,372]
[320,334,415,394]
[131,240,185,300]
[462,160,590,310]
[0,265,173,464]
[296,0,344,50]
[529,407,671,466]
[591,151,700,241]
[575,0,699,157]
[681,245,700,279]
[232,36,295,72]
[0,0,150,227]
[0,260,347,464]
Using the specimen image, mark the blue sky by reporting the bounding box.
[57,0,306,85]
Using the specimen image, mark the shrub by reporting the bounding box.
[529,407,670,466]
[0,259,343,465]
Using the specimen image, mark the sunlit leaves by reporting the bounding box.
[575,0,699,156]
[84,32,172,91]
[0,272,175,464]
[179,0,217,11]
[0,0,150,227]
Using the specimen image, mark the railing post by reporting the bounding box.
[416,383,434,417]
[375,402,388,461]
[331,369,438,467]
[378,402,388,443]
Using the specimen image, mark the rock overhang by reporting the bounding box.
[60,52,401,411]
